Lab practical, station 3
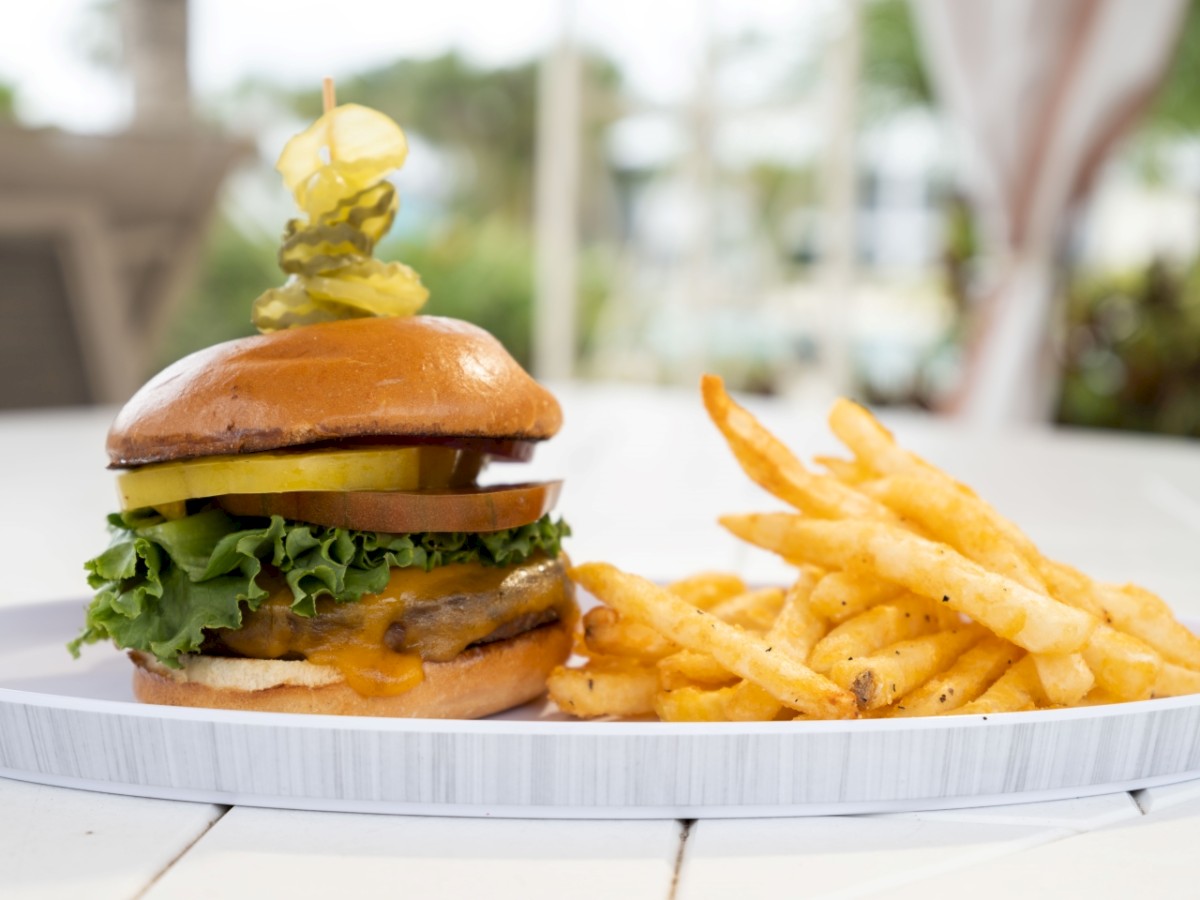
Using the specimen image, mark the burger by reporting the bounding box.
[70,314,576,717]
[69,98,575,718]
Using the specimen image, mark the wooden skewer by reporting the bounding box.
[322,76,336,115]
[322,77,338,161]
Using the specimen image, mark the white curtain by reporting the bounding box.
[911,0,1188,425]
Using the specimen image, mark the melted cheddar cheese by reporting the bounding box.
[212,553,573,697]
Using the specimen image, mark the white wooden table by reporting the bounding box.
[2,384,1199,899]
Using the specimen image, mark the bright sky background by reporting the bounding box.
[0,0,821,134]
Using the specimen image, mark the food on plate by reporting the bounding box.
[567,563,859,720]
[805,595,956,675]
[548,374,1200,720]
[546,659,659,718]
[828,624,986,711]
[70,95,574,718]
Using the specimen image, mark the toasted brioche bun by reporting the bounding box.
[108,316,562,467]
[130,618,574,718]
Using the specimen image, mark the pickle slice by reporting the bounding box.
[255,103,427,332]
[276,104,408,212]
[117,447,479,512]
[318,181,397,245]
[278,221,373,277]
[304,260,428,313]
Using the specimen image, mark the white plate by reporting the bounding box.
[3,599,1200,818]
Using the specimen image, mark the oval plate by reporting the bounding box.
[4,598,1199,818]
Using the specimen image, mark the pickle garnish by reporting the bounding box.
[253,103,427,332]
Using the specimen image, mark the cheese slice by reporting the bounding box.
[117,445,482,511]
[212,554,572,697]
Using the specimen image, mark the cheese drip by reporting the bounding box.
[212,553,573,697]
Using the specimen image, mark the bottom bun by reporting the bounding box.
[130,620,573,718]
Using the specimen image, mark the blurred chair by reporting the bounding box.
[0,126,250,408]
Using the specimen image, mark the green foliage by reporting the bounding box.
[387,219,536,365]
[745,162,819,265]
[1142,0,1200,136]
[157,217,275,369]
[860,0,934,119]
[1058,260,1200,435]
[383,220,611,370]
[164,50,617,375]
[0,83,14,121]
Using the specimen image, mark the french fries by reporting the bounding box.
[765,569,829,661]
[657,650,737,690]
[666,571,749,610]
[887,635,1015,717]
[809,571,903,624]
[829,625,985,711]
[570,563,857,719]
[953,655,1043,715]
[707,586,786,632]
[655,681,782,722]
[700,375,896,522]
[581,606,677,661]
[546,659,659,718]
[807,595,949,675]
[721,515,1096,655]
[547,377,1200,722]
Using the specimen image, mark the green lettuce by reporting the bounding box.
[70,508,570,667]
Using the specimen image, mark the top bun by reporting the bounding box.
[108,316,562,466]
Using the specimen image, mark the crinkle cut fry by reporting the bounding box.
[570,562,858,719]
[720,513,1097,655]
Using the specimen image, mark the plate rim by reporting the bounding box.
[7,598,1200,817]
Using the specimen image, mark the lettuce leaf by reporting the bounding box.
[70,508,570,667]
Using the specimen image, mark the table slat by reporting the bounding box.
[144,807,684,900]
[0,776,224,900]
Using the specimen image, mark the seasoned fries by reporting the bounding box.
[657,649,737,690]
[547,377,1200,722]
[765,569,829,661]
[569,563,857,719]
[887,635,1015,717]
[666,571,749,610]
[721,515,1096,654]
[707,586,787,632]
[807,595,949,675]
[809,571,903,624]
[954,655,1044,715]
[700,375,896,522]
[829,625,985,711]
[546,659,659,718]
[581,606,677,661]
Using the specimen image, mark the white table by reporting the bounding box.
[2,384,1199,899]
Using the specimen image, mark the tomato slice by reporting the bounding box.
[214,481,563,534]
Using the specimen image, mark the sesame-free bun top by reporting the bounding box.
[108,316,563,467]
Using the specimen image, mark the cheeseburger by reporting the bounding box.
[70,99,575,718]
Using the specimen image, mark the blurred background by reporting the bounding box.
[2,0,1199,435]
